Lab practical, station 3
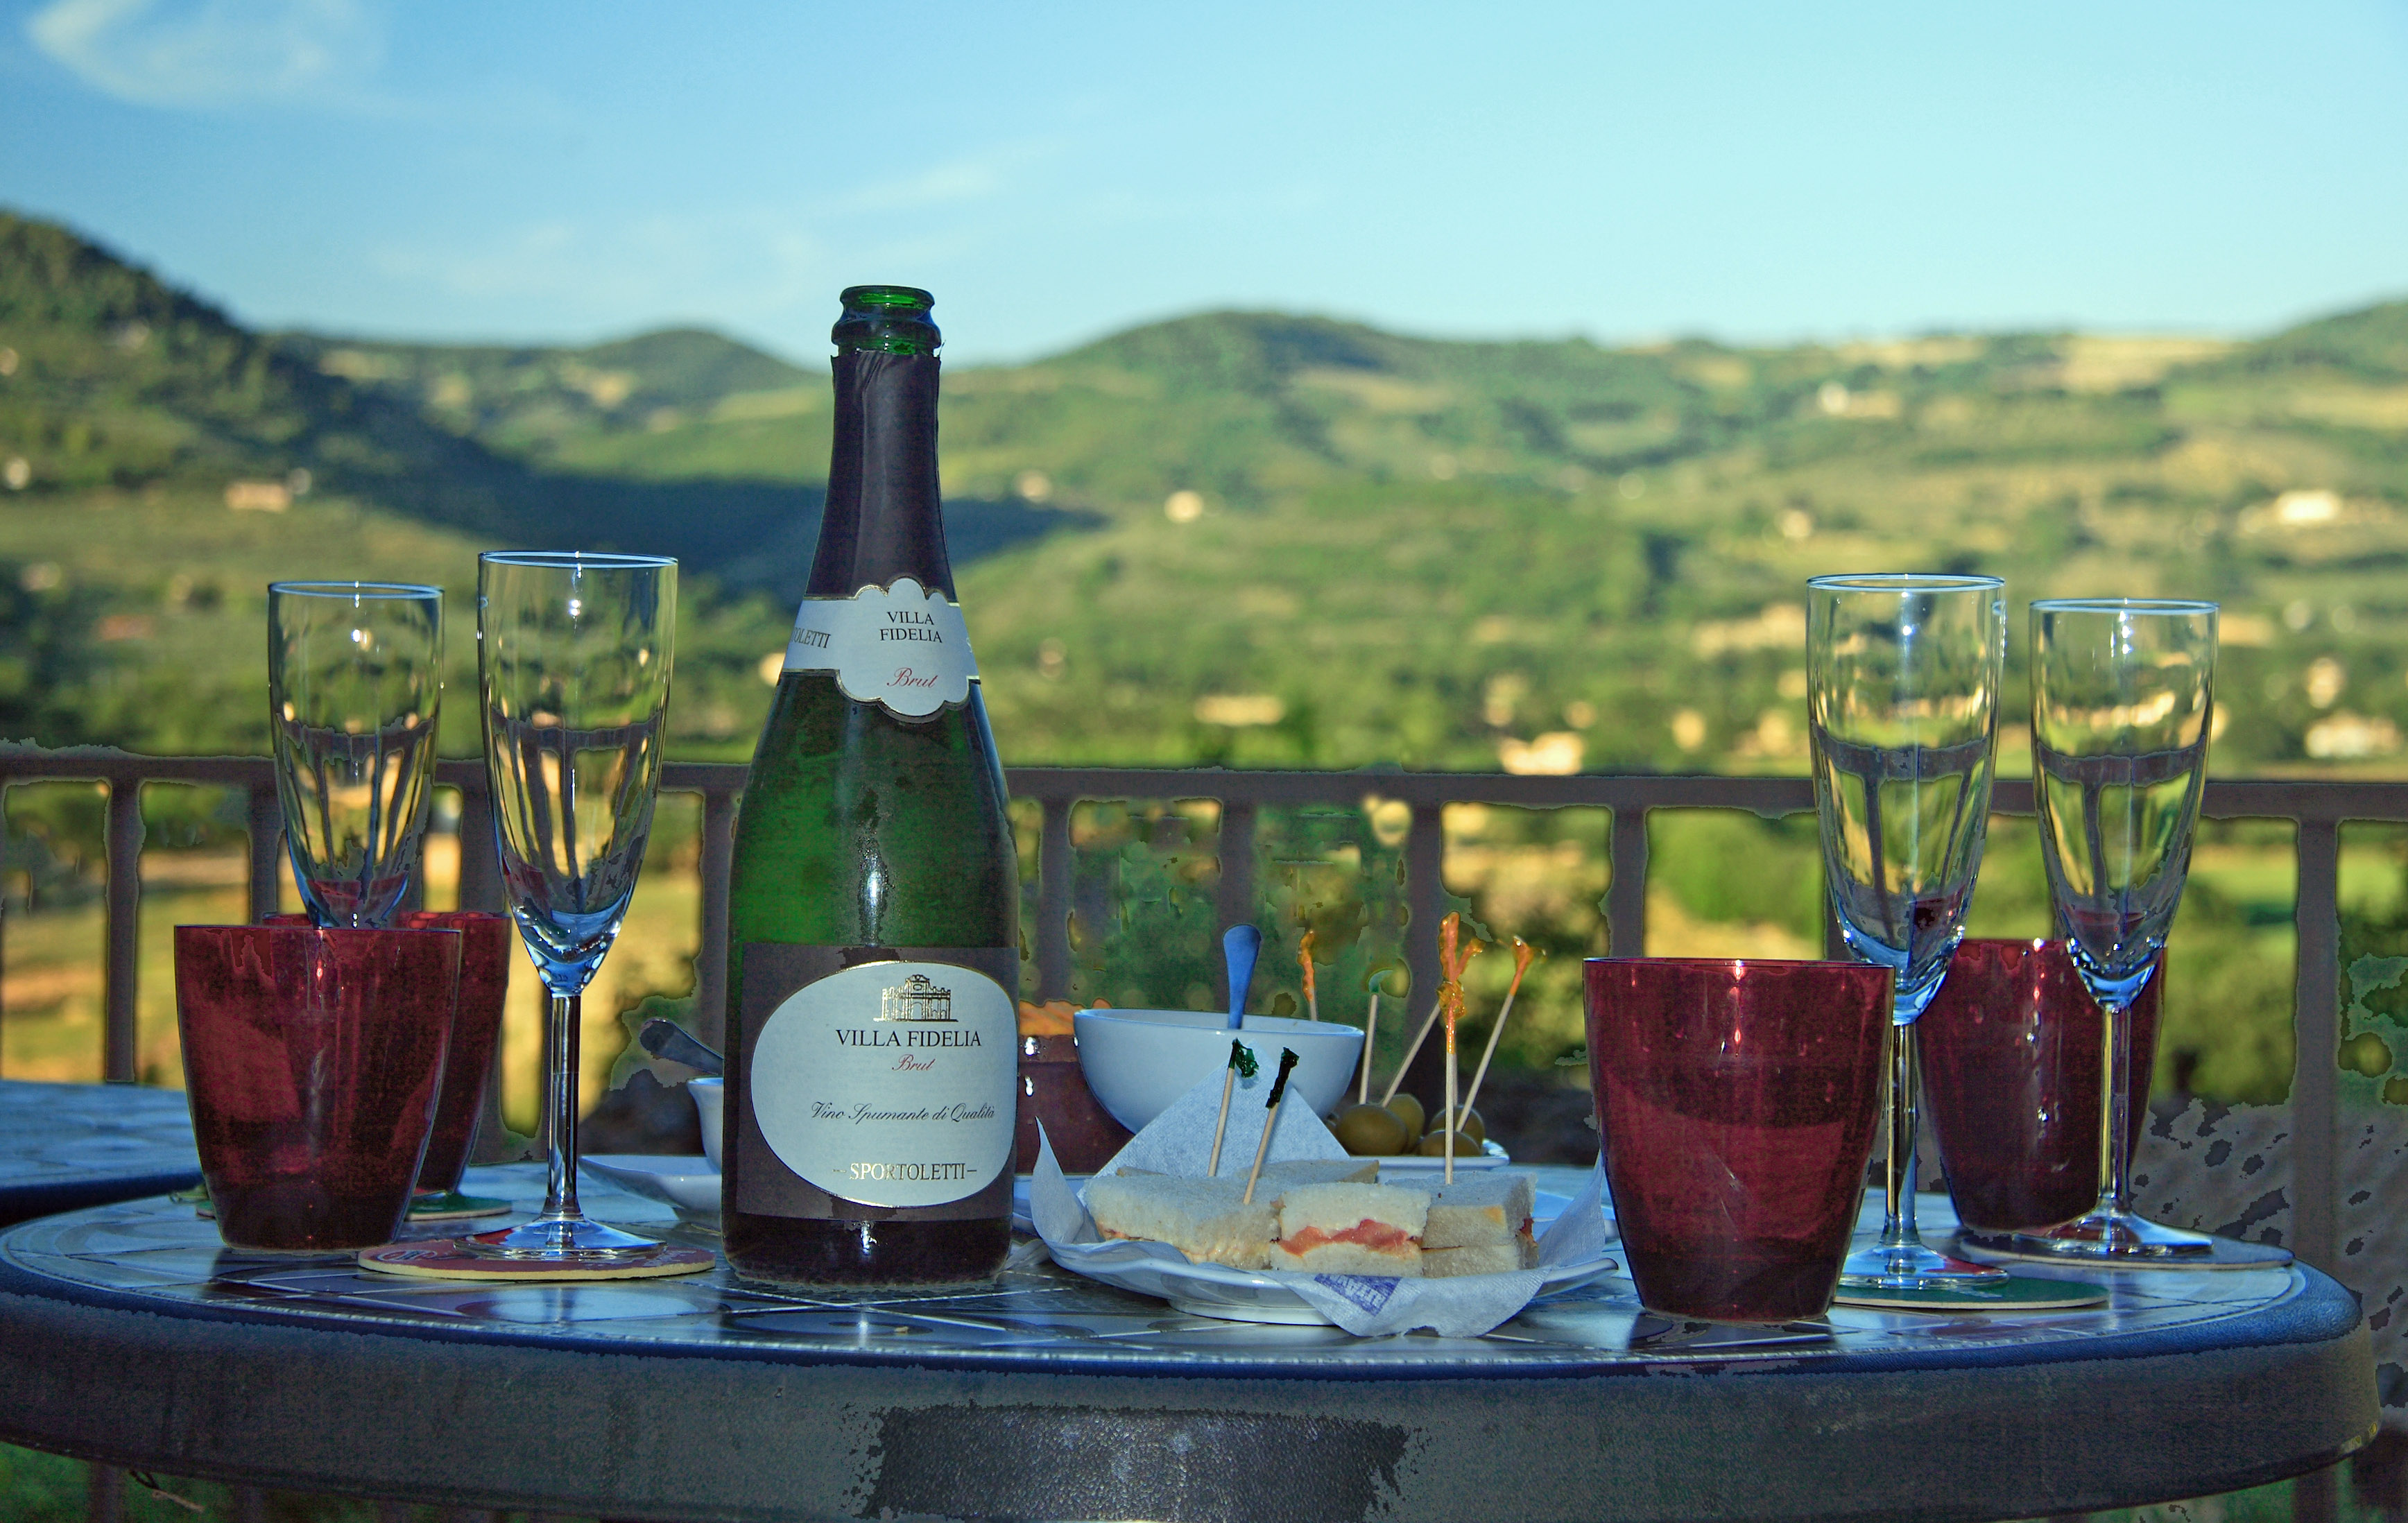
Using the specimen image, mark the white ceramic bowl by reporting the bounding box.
[689,1077,724,1170]
[1072,1008,1364,1135]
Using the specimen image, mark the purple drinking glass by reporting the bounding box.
[271,910,513,1193]
[175,923,461,1250]
[395,911,512,1191]
[1917,938,2164,1236]
[1585,957,1892,1323]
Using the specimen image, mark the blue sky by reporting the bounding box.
[1,1,2402,363]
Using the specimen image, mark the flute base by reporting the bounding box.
[463,1212,667,1264]
[361,1239,712,1282]
[1963,1212,2293,1269]
[1839,1237,2008,1290]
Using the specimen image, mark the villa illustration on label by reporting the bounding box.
[877,973,956,1024]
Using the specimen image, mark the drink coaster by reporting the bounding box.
[406,1190,512,1221]
[1834,1274,2108,1311]
[1957,1232,2293,1271]
[357,1240,716,1282]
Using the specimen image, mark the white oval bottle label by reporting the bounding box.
[782,576,978,719]
[747,959,1015,1208]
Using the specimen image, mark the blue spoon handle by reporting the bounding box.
[1223,924,1262,1031]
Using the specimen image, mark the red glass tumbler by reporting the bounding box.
[270,911,511,1192]
[394,911,510,1191]
[1585,958,1892,1323]
[1916,939,2163,1236]
[175,923,461,1250]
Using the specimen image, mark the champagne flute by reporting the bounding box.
[1807,573,2006,1288]
[2007,599,2218,1260]
[467,551,676,1263]
[267,582,443,927]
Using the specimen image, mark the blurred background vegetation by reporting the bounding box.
[6,209,2408,1130]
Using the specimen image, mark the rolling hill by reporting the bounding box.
[5,208,2408,780]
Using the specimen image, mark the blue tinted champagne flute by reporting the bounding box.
[467,551,676,1263]
[2009,599,2221,1261]
[1807,573,2006,1289]
[266,581,443,927]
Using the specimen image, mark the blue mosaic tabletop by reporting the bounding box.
[0,1160,2355,1379]
[0,1079,199,1226]
[0,1157,2377,1523]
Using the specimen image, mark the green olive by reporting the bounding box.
[1455,1106,1486,1145]
[1331,1103,1410,1156]
[1383,1092,1426,1139]
[1417,1130,1484,1156]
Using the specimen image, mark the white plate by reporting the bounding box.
[581,1155,720,1219]
[1035,1188,1617,1325]
[1373,1140,1512,1171]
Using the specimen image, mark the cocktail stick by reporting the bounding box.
[1357,990,1380,1105]
[1207,1039,1257,1175]
[1241,1049,1302,1205]
[1458,938,1540,1128]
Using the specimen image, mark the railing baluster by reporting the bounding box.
[449,777,515,1164]
[693,787,737,1053]
[1607,805,1649,957]
[1,779,10,1040]
[454,782,503,914]
[85,1463,121,1523]
[2292,817,2342,1275]
[1398,802,1448,1104]
[1038,795,1074,1002]
[1214,801,1258,1006]
[246,782,282,923]
[103,776,142,1085]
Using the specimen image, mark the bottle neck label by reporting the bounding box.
[781,575,979,719]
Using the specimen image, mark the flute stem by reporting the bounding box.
[543,991,582,1219]
[2094,995,2133,1221]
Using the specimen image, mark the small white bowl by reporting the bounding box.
[689,1077,724,1170]
[1073,1008,1364,1135]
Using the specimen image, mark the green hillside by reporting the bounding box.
[6,208,2408,779]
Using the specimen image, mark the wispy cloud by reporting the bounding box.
[368,209,839,338]
[25,0,386,110]
[832,137,1065,216]
[361,139,1068,341]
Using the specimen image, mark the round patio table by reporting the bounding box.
[0,1079,199,1228]
[0,1164,2374,1523]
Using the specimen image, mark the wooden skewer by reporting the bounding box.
[1357,990,1381,1105]
[1381,931,1486,1106]
[1458,938,1540,1129]
[1207,1039,1255,1175]
[1300,930,1319,1022]
[1241,1049,1301,1205]
[1378,996,1443,1107]
[1443,984,1460,1187]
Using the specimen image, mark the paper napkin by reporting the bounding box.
[1028,1069,1616,1339]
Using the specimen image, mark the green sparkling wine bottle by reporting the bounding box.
[721,286,1020,1287]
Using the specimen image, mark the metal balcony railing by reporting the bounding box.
[3,743,2405,1286]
